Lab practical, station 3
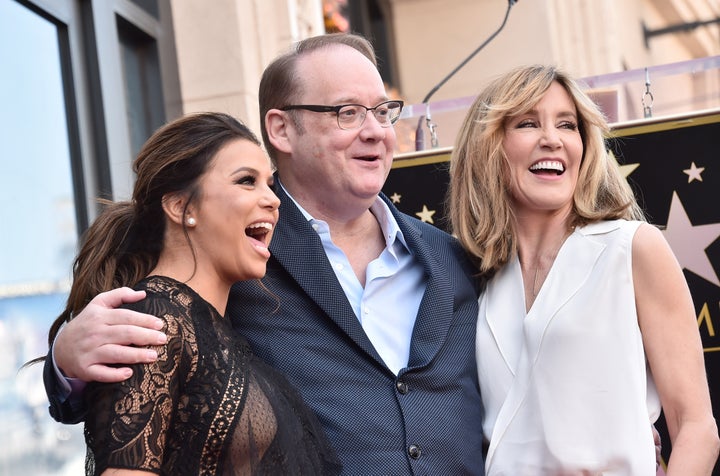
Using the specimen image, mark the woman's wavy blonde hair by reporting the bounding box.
[448,64,645,274]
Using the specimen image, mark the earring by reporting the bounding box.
[187,217,196,226]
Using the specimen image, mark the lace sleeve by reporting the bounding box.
[83,294,198,474]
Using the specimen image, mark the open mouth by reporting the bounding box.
[529,160,565,176]
[245,222,273,247]
[356,154,380,162]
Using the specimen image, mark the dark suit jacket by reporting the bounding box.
[44,184,486,475]
[230,186,485,475]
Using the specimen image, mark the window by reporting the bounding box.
[0,1,85,473]
[118,15,166,159]
[0,1,180,473]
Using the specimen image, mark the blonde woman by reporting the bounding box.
[449,64,718,475]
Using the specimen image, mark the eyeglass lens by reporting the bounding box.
[337,101,402,129]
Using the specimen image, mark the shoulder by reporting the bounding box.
[397,209,480,284]
[125,276,201,330]
[576,219,643,236]
[631,222,673,264]
[384,197,454,243]
[381,193,481,282]
[575,219,646,248]
[396,210,467,256]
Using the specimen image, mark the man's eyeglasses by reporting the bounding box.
[280,100,404,130]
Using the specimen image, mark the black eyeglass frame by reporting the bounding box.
[280,100,404,130]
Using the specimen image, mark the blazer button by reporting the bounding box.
[396,380,409,394]
[408,444,421,459]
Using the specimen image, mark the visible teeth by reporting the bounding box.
[530,160,564,172]
[246,222,273,231]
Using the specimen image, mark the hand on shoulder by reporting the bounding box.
[55,287,166,382]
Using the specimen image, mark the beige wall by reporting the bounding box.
[167,0,719,144]
[169,0,324,135]
[391,0,719,100]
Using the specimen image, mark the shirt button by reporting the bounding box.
[334,262,344,271]
[396,380,408,394]
[408,444,421,459]
[312,223,319,231]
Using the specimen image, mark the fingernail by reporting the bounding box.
[157,333,167,344]
[147,349,158,360]
[154,318,165,329]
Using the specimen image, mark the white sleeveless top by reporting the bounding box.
[476,220,661,476]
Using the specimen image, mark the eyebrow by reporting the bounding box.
[520,109,578,119]
[331,96,390,106]
[230,166,257,175]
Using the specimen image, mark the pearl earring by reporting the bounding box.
[187,217,196,226]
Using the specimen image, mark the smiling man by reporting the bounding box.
[44,33,487,475]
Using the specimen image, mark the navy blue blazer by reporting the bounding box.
[44,184,486,475]
[229,185,485,475]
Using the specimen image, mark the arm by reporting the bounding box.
[85,295,185,475]
[45,287,167,423]
[634,224,720,475]
[54,287,167,382]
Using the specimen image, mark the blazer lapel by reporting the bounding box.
[268,184,386,364]
[387,200,456,370]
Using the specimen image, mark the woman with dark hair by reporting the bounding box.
[41,112,340,475]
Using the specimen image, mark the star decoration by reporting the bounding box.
[683,162,705,183]
[389,192,402,203]
[416,205,436,224]
[662,191,720,287]
[609,150,640,178]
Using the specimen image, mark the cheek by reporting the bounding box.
[504,167,522,198]
[568,135,584,161]
[384,127,398,147]
[501,137,528,168]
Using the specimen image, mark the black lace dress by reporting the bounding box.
[83,276,341,475]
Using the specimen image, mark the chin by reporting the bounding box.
[232,267,266,283]
[249,264,268,280]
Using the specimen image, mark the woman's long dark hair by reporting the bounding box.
[37,112,260,360]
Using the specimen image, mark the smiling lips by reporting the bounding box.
[530,160,565,175]
[356,154,380,161]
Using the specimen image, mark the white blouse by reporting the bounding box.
[477,220,661,476]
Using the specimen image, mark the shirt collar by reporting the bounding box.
[277,178,410,252]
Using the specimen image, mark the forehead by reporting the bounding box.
[535,82,576,112]
[294,45,387,103]
[207,139,270,174]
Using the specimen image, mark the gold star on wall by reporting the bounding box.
[416,205,436,224]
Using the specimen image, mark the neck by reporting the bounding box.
[151,248,232,316]
[515,214,574,309]
[279,175,379,225]
[515,208,572,250]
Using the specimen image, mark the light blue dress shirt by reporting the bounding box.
[284,184,426,375]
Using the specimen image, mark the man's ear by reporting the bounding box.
[161,192,192,227]
[265,109,293,154]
